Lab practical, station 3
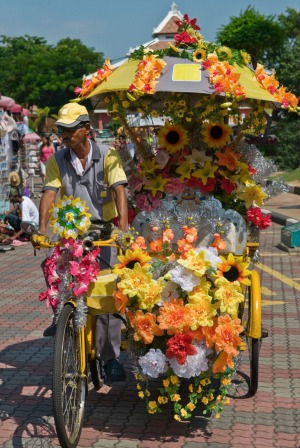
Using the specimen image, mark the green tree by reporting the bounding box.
[0,35,104,112]
[216,7,286,67]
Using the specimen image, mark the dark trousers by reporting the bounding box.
[7,212,21,231]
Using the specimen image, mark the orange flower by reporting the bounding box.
[212,350,235,373]
[157,298,192,335]
[177,238,194,256]
[150,238,163,252]
[215,147,240,171]
[113,288,128,314]
[163,228,174,243]
[213,315,243,357]
[131,236,147,250]
[126,310,164,344]
[182,226,198,243]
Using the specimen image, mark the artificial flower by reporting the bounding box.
[214,277,245,316]
[192,160,218,185]
[114,248,152,271]
[247,207,272,230]
[216,253,251,286]
[168,342,210,378]
[201,122,233,149]
[238,183,268,208]
[157,298,193,335]
[126,310,164,344]
[138,348,167,378]
[158,121,189,153]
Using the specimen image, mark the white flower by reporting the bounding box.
[155,149,170,169]
[189,149,210,165]
[169,343,210,378]
[158,280,180,305]
[138,349,167,378]
[196,246,221,270]
[169,264,199,292]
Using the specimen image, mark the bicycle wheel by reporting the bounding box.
[52,303,87,448]
[89,358,104,390]
[243,270,262,396]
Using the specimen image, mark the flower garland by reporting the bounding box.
[112,225,250,420]
[40,196,99,327]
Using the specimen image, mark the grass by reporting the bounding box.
[268,168,300,183]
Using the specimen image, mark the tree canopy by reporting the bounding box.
[0,35,104,112]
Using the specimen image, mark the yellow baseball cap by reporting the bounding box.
[55,103,90,128]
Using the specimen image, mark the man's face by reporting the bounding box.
[58,123,90,150]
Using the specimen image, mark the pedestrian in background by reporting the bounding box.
[39,136,54,184]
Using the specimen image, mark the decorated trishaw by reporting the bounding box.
[31,12,299,448]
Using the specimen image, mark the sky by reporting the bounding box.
[1,0,299,63]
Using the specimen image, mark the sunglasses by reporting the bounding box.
[57,123,86,134]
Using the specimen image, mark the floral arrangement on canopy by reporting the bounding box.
[112,223,251,420]
[75,12,296,229]
[39,196,100,326]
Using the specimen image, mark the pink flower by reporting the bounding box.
[129,174,143,192]
[136,193,162,211]
[165,178,185,195]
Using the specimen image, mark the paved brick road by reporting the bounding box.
[0,223,299,447]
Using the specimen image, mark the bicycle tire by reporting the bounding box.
[52,303,86,448]
[89,358,104,390]
[248,337,260,395]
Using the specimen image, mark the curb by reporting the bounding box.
[261,208,299,227]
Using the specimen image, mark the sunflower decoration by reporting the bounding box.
[201,122,233,149]
[192,47,207,63]
[113,248,152,273]
[215,253,251,286]
[49,195,92,239]
[158,120,189,154]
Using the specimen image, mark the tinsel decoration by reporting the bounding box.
[265,179,289,198]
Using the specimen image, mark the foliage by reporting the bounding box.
[216,7,286,67]
[0,35,104,112]
[257,113,300,170]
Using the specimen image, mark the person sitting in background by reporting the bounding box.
[4,193,39,242]
[39,136,55,184]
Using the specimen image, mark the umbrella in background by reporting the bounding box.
[0,95,15,109]
[22,131,41,142]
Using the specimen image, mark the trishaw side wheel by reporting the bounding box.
[89,358,105,390]
[243,270,262,396]
[52,303,86,448]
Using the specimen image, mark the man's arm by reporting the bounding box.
[112,185,128,231]
[39,189,57,234]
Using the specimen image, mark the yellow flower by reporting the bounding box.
[174,414,181,421]
[197,385,202,393]
[170,375,179,385]
[138,391,145,399]
[163,379,170,388]
[158,396,168,404]
[214,413,221,419]
[214,277,245,316]
[186,296,217,329]
[169,43,181,53]
[193,48,207,62]
[158,121,189,153]
[181,408,188,417]
[187,402,196,411]
[148,401,157,410]
[178,249,211,276]
[171,394,181,402]
[117,263,153,298]
[114,248,152,272]
[216,253,251,286]
[217,46,233,59]
[176,158,193,180]
[202,397,209,405]
[192,160,218,185]
[136,383,141,390]
[143,174,169,196]
[139,158,160,175]
[240,50,251,65]
[188,384,194,393]
[238,183,268,208]
[221,378,231,386]
[201,122,233,149]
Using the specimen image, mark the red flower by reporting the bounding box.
[220,178,236,194]
[247,207,272,230]
[175,14,200,31]
[166,333,197,365]
[174,31,197,46]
